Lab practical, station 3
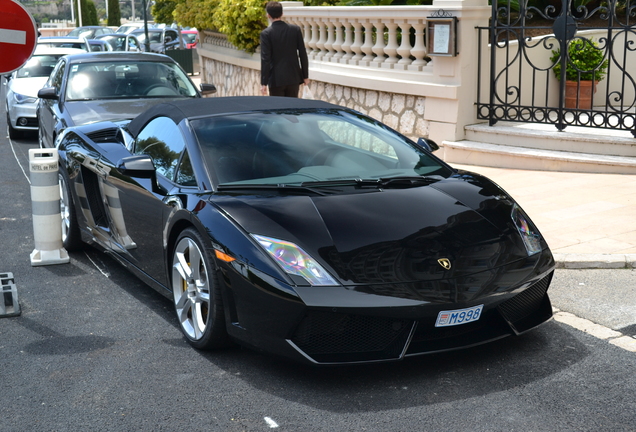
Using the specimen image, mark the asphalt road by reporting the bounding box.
[1,98,635,431]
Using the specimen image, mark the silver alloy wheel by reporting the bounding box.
[59,175,71,243]
[172,237,210,341]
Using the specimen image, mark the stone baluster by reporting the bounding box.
[331,20,345,62]
[383,21,400,67]
[372,21,387,67]
[396,21,413,69]
[316,19,328,61]
[350,20,364,64]
[360,20,375,66]
[307,18,319,59]
[323,20,336,61]
[340,20,355,63]
[301,18,312,54]
[410,20,428,69]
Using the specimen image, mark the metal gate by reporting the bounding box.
[476,0,636,137]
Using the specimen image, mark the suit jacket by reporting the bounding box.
[260,20,309,87]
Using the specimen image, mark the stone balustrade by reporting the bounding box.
[283,7,435,72]
[197,1,491,144]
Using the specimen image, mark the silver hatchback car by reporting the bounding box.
[5,46,83,139]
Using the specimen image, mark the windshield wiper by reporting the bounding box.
[216,183,334,196]
[377,176,442,187]
[300,178,380,188]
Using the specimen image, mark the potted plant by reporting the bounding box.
[550,38,609,109]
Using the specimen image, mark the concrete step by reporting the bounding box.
[440,140,636,174]
[465,122,636,157]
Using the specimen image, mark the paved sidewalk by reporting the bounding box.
[453,164,636,269]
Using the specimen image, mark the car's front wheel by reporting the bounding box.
[171,228,229,349]
[59,172,83,251]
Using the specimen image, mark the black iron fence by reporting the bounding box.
[476,0,636,137]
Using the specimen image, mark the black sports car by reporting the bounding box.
[57,97,555,365]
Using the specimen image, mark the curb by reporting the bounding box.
[554,253,636,269]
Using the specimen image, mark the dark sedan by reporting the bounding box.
[37,52,216,148]
[56,97,554,365]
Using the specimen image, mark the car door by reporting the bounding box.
[37,58,66,148]
[106,116,193,286]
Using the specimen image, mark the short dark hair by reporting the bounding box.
[266,1,283,19]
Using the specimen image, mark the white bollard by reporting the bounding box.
[28,148,70,266]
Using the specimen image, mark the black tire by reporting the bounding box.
[171,228,229,349]
[7,112,23,140]
[58,172,83,251]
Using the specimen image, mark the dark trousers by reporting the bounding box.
[269,84,300,98]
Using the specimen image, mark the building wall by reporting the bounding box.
[201,57,429,140]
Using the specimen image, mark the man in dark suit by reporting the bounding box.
[260,1,310,97]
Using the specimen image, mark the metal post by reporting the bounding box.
[142,0,150,52]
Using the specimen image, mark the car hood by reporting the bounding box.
[10,77,49,98]
[65,98,188,126]
[213,173,536,285]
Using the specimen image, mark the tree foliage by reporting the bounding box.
[152,0,178,24]
[107,0,121,26]
[74,0,99,26]
[173,0,218,29]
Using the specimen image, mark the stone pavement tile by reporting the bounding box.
[452,164,636,256]
[552,237,636,254]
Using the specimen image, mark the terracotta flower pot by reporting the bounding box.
[565,80,597,110]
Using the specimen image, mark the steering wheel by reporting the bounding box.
[145,84,177,96]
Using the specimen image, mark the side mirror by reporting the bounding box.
[117,155,156,178]
[37,87,58,100]
[417,137,440,152]
[200,83,217,96]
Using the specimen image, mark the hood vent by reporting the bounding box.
[86,127,121,144]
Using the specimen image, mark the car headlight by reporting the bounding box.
[511,204,542,255]
[13,92,37,104]
[252,234,339,286]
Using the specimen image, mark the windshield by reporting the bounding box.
[39,40,88,50]
[183,33,197,43]
[15,54,62,78]
[67,28,94,38]
[134,32,162,43]
[191,110,452,188]
[65,60,198,100]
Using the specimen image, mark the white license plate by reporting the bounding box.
[435,304,484,327]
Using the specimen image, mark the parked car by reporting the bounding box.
[181,29,199,49]
[87,39,113,52]
[130,28,186,53]
[116,22,155,34]
[5,46,84,139]
[95,33,143,52]
[36,52,216,148]
[37,36,90,51]
[67,26,113,39]
[55,96,555,365]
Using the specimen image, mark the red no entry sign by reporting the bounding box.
[0,0,38,74]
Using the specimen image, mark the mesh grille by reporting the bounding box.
[86,128,120,143]
[291,311,413,363]
[498,273,552,324]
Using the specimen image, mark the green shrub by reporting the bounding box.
[550,38,609,81]
[211,0,267,53]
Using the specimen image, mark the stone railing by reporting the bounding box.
[197,1,491,143]
[285,7,433,72]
